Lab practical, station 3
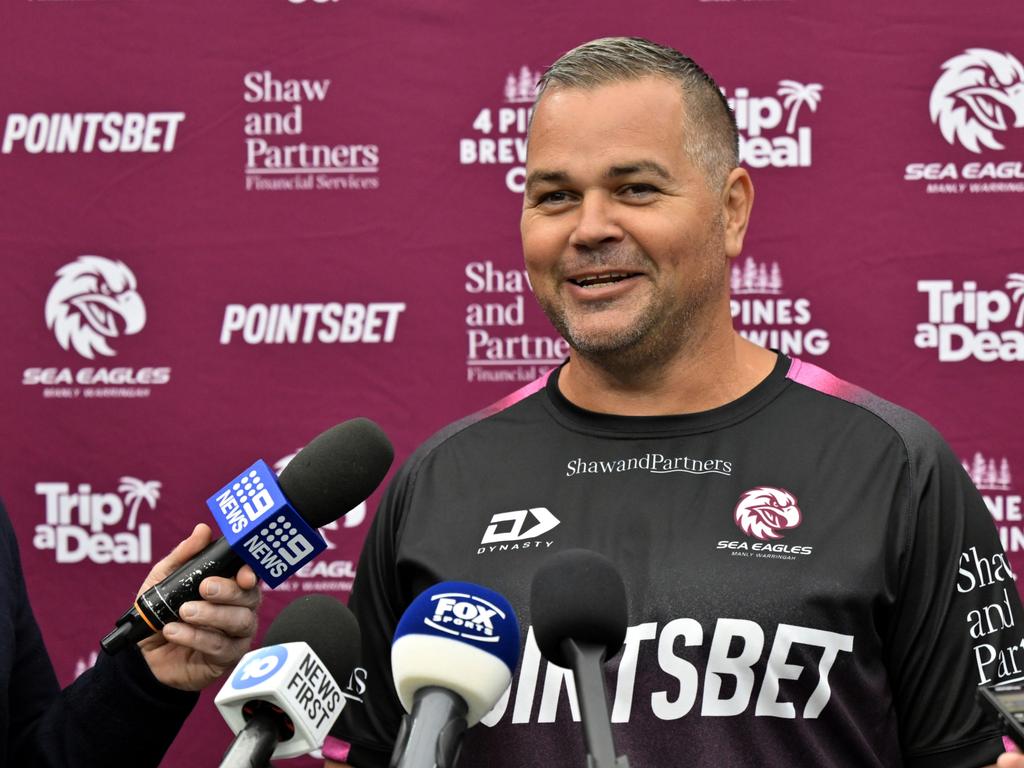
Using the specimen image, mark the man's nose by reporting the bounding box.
[569,192,624,249]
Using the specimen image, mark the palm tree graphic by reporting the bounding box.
[1007,273,1024,327]
[118,477,161,530]
[777,81,823,135]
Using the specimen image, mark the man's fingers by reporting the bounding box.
[162,622,250,667]
[179,602,258,639]
[138,523,212,595]
[199,574,262,609]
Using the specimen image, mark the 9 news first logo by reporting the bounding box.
[206,460,325,587]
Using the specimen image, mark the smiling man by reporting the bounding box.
[326,38,1021,768]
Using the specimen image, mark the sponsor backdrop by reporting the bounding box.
[1,0,1021,764]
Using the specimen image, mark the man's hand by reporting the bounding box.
[136,523,261,691]
[996,753,1024,767]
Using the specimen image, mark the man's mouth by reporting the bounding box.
[568,272,639,289]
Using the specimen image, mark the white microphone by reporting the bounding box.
[389,581,521,768]
[215,595,360,766]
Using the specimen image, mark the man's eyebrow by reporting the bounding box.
[607,161,673,180]
[524,169,569,193]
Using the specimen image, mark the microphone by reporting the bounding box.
[101,418,393,654]
[215,594,361,766]
[389,582,521,768]
[531,549,630,768]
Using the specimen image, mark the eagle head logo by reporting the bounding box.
[44,256,146,359]
[734,486,801,541]
[929,48,1024,154]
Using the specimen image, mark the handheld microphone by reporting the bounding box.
[100,418,393,654]
[389,582,521,768]
[216,594,361,766]
[531,549,630,768]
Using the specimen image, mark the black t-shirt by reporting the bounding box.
[334,355,1021,767]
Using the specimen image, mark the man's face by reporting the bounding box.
[521,76,738,366]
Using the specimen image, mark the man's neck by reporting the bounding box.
[557,333,778,416]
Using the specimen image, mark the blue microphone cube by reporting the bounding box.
[206,460,326,587]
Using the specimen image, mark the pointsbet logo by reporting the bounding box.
[915,275,1024,362]
[33,477,159,564]
[427,592,504,642]
[2,112,184,154]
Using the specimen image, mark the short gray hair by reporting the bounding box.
[536,37,739,188]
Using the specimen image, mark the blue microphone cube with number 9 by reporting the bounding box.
[391,581,521,726]
[206,459,326,587]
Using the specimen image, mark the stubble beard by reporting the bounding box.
[535,231,728,376]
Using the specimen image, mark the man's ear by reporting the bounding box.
[722,167,754,259]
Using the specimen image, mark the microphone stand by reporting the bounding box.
[220,710,280,768]
[561,640,630,768]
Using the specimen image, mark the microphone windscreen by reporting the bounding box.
[264,594,361,683]
[530,548,628,668]
[279,418,394,528]
[391,581,520,726]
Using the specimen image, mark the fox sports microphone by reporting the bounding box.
[216,594,361,766]
[389,581,521,768]
[531,549,630,768]
[101,418,393,654]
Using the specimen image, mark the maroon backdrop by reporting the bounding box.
[2,1,1022,765]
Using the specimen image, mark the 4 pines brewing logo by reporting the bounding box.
[21,256,171,399]
[730,256,830,357]
[243,70,380,192]
[915,274,1024,361]
[904,47,1024,195]
[460,68,823,193]
[964,451,1023,553]
[33,477,159,564]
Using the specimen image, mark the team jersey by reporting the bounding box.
[332,354,1022,767]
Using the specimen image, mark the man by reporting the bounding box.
[1,501,261,765]
[326,38,1022,766]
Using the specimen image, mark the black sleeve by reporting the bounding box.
[884,430,1019,767]
[329,459,417,767]
[2,500,198,767]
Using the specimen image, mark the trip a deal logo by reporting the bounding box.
[716,486,813,560]
[904,48,1024,194]
[21,256,172,399]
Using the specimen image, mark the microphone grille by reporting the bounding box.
[530,548,628,668]
[264,595,361,683]
[279,418,394,528]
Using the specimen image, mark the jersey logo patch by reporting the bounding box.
[734,486,801,541]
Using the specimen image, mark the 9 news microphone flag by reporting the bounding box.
[101,418,393,653]
[389,581,521,768]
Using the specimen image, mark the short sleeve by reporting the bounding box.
[886,431,1019,767]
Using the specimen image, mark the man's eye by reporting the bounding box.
[538,191,572,205]
[621,184,657,197]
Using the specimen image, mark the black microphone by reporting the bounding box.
[531,548,630,768]
[216,594,362,767]
[101,418,393,654]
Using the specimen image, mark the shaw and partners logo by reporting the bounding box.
[906,48,1024,195]
[717,486,812,560]
[915,275,1024,362]
[427,592,506,643]
[33,477,159,564]
[566,452,733,478]
[23,256,171,399]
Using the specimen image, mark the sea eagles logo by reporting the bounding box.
[929,48,1024,154]
[734,486,801,541]
[44,256,146,359]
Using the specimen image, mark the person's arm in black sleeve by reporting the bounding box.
[883,427,1023,768]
